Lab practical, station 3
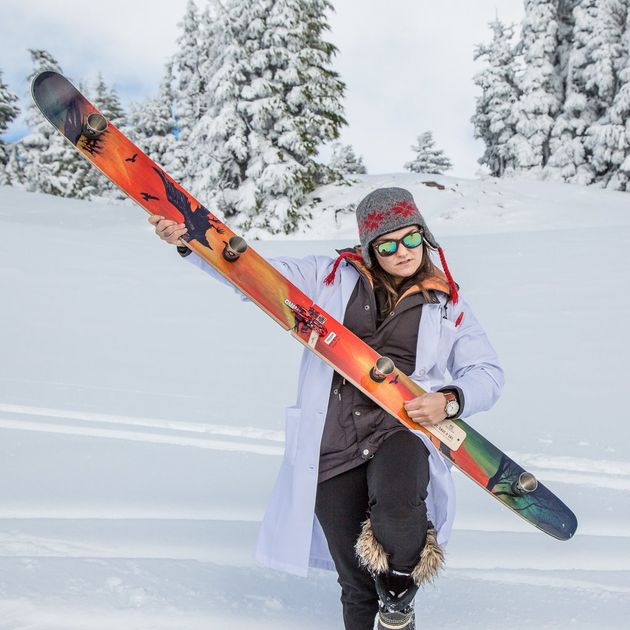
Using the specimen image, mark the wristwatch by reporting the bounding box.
[443,391,460,418]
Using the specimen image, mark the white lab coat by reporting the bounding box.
[185,251,504,577]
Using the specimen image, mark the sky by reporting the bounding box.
[0,0,525,178]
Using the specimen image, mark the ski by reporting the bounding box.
[31,70,577,541]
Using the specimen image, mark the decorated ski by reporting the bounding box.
[31,70,577,541]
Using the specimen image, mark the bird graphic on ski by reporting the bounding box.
[31,70,577,542]
[151,167,225,250]
[34,86,221,250]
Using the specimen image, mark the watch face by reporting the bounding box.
[446,400,459,417]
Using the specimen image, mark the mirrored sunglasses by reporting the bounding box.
[373,230,423,257]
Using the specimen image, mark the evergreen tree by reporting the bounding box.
[91,73,128,199]
[548,0,629,183]
[72,79,108,200]
[128,61,177,169]
[328,142,367,175]
[471,0,630,189]
[554,1,582,82]
[170,0,205,183]
[4,144,25,187]
[0,70,20,184]
[197,0,346,235]
[19,49,87,196]
[586,0,628,106]
[11,50,61,190]
[196,1,215,108]
[546,0,599,183]
[584,0,630,189]
[472,18,520,176]
[404,132,453,175]
[184,0,224,190]
[508,0,563,172]
[93,73,127,129]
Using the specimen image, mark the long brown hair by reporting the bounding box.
[370,242,440,312]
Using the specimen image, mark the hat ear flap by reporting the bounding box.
[419,222,440,250]
[358,243,375,268]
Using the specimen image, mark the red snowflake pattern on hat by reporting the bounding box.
[361,210,385,232]
[393,201,416,217]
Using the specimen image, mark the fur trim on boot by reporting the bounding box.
[409,527,445,586]
[355,519,445,586]
[355,518,389,574]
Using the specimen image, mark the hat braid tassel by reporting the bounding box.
[438,247,459,304]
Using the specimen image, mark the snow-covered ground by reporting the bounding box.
[1,174,629,629]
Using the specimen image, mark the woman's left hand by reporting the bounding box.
[403,393,448,426]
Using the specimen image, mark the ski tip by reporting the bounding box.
[31,71,68,110]
[31,70,62,95]
[555,510,579,541]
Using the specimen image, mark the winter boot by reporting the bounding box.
[377,606,416,630]
[375,570,417,630]
[355,518,445,629]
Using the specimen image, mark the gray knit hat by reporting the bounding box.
[356,187,439,268]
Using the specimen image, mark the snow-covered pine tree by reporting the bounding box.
[0,69,20,185]
[548,0,629,184]
[3,145,25,187]
[169,0,205,184]
[19,49,88,197]
[128,61,176,170]
[190,1,247,202]
[273,0,347,188]
[68,79,108,200]
[546,0,598,183]
[404,132,453,175]
[184,0,223,190]
[556,0,582,74]
[92,73,127,130]
[11,50,62,191]
[508,0,563,173]
[91,73,129,199]
[584,0,630,189]
[196,1,216,113]
[196,0,346,235]
[585,0,628,107]
[471,18,520,176]
[328,142,367,175]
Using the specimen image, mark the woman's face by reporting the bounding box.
[372,225,424,282]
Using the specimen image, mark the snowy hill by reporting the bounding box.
[0,176,629,629]
[299,172,630,239]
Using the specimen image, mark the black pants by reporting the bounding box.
[315,431,430,630]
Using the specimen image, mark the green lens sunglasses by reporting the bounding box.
[373,230,423,257]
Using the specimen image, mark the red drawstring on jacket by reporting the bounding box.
[324,252,363,286]
[438,247,459,304]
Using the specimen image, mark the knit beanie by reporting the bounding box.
[353,187,459,303]
[355,187,439,267]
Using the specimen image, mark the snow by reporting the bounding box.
[1,172,629,629]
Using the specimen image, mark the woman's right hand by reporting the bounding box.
[148,214,188,246]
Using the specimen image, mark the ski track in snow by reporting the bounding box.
[0,402,284,455]
[2,403,629,491]
[450,569,630,595]
[505,451,630,491]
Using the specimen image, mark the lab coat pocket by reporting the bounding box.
[284,406,302,465]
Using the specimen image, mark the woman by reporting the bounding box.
[149,187,504,630]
